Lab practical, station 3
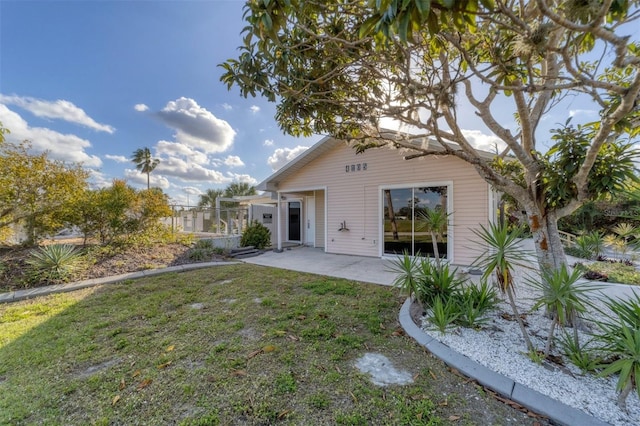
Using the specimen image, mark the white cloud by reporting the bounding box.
[87,169,112,189]
[157,97,235,153]
[568,109,598,118]
[105,154,129,163]
[183,186,202,195]
[155,140,209,165]
[222,103,232,110]
[124,168,170,189]
[224,155,245,167]
[263,139,274,147]
[134,103,149,112]
[267,146,309,171]
[0,104,102,167]
[155,157,230,183]
[226,173,258,185]
[0,94,115,133]
[460,129,506,154]
[250,105,260,114]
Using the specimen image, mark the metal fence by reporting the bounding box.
[163,205,250,235]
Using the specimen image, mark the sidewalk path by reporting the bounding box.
[242,246,398,286]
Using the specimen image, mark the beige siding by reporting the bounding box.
[278,144,489,265]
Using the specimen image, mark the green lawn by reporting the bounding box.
[0,265,540,425]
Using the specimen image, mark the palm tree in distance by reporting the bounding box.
[198,188,224,208]
[199,183,256,210]
[131,147,160,190]
[224,182,256,197]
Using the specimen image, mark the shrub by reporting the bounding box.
[414,259,466,307]
[194,239,215,250]
[389,251,420,300]
[26,244,84,284]
[583,261,640,284]
[390,253,498,329]
[594,294,640,411]
[527,264,599,357]
[471,222,534,352]
[428,296,460,334]
[188,248,210,262]
[598,325,640,411]
[187,239,218,261]
[582,269,608,281]
[557,330,601,373]
[240,220,271,249]
[456,280,499,328]
[570,231,604,260]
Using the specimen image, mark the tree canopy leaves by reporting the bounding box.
[0,141,89,244]
[221,0,640,269]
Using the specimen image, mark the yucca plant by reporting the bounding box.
[598,325,640,412]
[456,280,500,328]
[415,259,466,307]
[26,244,83,284]
[428,295,461,334]
[572,234,595,259]
[557,330,601,373]
[572,231,604,260]
[465,279,500,312]
[472,222,534,352]
[417,208,450,268]
[389,252,466,307]
[585,231,605,259]
[389,251,421,301]
[527,265,599,357]
[594,294,640,411]
[601,294,640,330]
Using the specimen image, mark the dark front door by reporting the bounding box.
[288,201,301,241]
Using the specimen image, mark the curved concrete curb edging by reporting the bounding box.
[0,261,238,304]
[398,298,608,426]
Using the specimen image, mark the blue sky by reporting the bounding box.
[1,1,636,206]
[0,0,316,205]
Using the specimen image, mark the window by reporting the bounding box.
[383,186,448,258]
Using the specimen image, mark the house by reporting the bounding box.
[257,135,497,266]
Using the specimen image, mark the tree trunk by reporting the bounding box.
[618,379,633,413]
[25,216,37,247]
[526,208,567,273]
[505,285,534,352]
[384,189,398,240]
[430,231,441,267]
[544,316,557,357]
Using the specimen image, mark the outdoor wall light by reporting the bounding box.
[338,221,349,232]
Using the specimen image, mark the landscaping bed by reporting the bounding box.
[0,240,226,292]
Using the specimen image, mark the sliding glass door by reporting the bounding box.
[383,185,449,258]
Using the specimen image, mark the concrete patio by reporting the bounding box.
[242,246,399,286]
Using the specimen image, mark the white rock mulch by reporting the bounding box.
[421,274,640,426]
